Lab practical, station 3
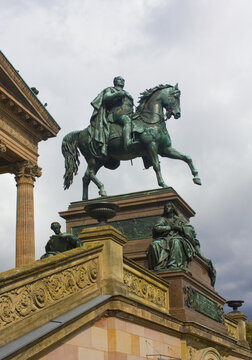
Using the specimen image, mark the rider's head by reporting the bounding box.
[113,76,125,88]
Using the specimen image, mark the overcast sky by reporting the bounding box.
[0,0,252,318]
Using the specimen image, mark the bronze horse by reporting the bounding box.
[62,84,201,200]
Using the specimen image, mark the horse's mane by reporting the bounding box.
[136,84,173,113]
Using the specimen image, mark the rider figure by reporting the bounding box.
[90,76,136,156]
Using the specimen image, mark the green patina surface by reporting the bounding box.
[147,202,216,286]
[72,215,160,240]
[62,80,201,201]
[184,286,224,323]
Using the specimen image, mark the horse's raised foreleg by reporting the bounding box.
[161,147,202,185]
[82,164,107,201]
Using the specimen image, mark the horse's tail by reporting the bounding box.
[62,131,81,190]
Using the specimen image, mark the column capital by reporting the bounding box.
[12,161,42,185]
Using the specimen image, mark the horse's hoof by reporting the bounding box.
[99,190,107,197]
[193,177,202,185]
[159,183,168,188]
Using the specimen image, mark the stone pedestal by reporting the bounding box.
[158,264,227,334]
[59,188,226,334]
[59,187,195,268]
[226,311,250,348]
[78,225,127,294]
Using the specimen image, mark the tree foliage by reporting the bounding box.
[246,320,252,348]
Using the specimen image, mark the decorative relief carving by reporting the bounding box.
[32,282,48,308]
[187,346,198,360]
[12,161,42,183]
[0,295,16,324]
[15,287,34,317]
[74,215,161,240]
[123,268,166,308]
[184,286,224,323]
[225,318,238,339]
[193,347,223,360]
[0,259,98,329]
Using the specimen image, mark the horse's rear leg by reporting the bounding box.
[161,146,202,185]
[147,142,168,188]
[82,169,91,201]
[82,164,107,201]
[90,169,107,197]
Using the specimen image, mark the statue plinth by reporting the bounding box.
[158,267,227,334]
[59,188,226,334]
[59,187,195,268]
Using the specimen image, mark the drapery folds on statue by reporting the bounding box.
[88,76,134,157]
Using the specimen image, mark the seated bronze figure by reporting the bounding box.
[147,202,216,286]
[41,222,82,259]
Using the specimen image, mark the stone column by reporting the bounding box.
[13,161,41,267]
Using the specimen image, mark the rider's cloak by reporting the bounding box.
[89,86,133,157]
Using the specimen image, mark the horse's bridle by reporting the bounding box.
[138,110,166,124]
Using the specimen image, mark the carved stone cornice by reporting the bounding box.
[11,161,42,184]
[0,51,60,139]
[0,140,6,152]
[0,110,38,154]
[0,88,52,142]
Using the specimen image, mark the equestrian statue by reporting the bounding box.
[62,76,201,200]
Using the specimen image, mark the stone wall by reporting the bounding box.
[39,316,181,360]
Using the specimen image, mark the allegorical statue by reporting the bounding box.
[40,222,82,259]
[147,202,216,286]
[62,79,202,200]
[89,76,137,157]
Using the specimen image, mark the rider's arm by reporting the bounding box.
[103,88,124,106]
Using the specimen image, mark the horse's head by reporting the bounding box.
[136,84,181,123]
[162,84,181,119]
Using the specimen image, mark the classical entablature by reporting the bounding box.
[0,50,60,267]
[0,50,60,172]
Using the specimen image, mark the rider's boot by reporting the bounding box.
[123,121,137,151]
